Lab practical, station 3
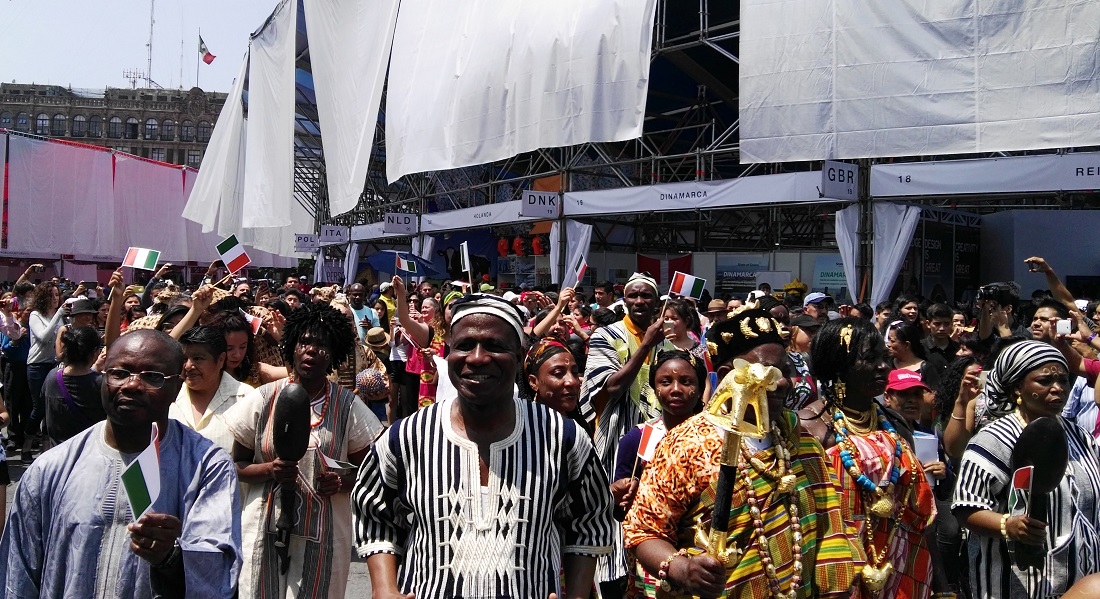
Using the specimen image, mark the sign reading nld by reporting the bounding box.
[383,212,418,235]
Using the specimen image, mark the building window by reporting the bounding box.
[88,115,102,137]
[161,119,175,141]
[15,113,30,132]
[36,113,50,135]
[186,149,202,167]
[108,116,123,138]
[150,148,166,162]
[180,120,195,142]
[72,115,87,137]
[51,114,67,136]
[0,112,10,128]
[197,121,212,142]
[125,117,139,140]
[144,118,159,140]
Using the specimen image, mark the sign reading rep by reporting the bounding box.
[521,190,560,218]
[383,212,418,235]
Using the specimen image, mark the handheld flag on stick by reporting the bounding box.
[198,35,216,64]
[122,247,160,271]
[395,254,418,274]
[121,422,161,518]
[573,254,588,286]
[669,271,707,301]
[217,235,251,274]
[637,421,667,462]
[458,241,473,285]
[240,309,263,335]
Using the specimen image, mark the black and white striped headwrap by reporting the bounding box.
[985,340,1068,405]
[450,293,528,348]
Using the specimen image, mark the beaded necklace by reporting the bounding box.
[737,423,803,599]
[307,382,331,429]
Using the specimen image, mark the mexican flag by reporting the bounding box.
[239,309,263,335]
[198,36,216,64]
[396,254,418,274]
[217,235,251,273]
[121,422,161,518]
[669,271,707,301]
[122,247,160,271]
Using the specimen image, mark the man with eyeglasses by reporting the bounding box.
[0,329,242,598]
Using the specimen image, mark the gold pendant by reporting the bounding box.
[869,493,895,519]
[862,562,894,593]
[778,474,797,494]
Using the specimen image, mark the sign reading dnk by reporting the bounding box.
[821,160,859,201]
[521,190,560,219]
[383,212,418,235]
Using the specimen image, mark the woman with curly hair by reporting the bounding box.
[24,281,64,458]
[806,317,936,598]
[952,341,1100,598]
[225,302,384,599]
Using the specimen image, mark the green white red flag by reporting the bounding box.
[396,254,418,274]
[120,422,161,518]
[217,235,251,273]
[637,421,667,462]
[669,271,707,301]
[122,247,160,271]
[199,36,216,64]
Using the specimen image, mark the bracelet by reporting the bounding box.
[657,548,690,592]
[950,413,966,422]
[1000,513,1011,541]
[1089,333,1097,344]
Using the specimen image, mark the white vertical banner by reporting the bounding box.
[242,0,297,228]
[835,205,861,303]
[343,242,361,285]
[549,220,562,284]
[303,0,400,217]
[410,235,435,284]
[313,249,325,285]
[871,203,921,305]
[562,219,593,286]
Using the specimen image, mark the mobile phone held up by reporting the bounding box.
[1056,319,1072,337]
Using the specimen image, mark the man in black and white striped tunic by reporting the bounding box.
[352,294,615,599]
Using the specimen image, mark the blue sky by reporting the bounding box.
[0,0,277,94]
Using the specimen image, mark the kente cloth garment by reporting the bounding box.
[824,411,936,599]
[170,371,255,454]
[953,415,1100,599]
[580,316,661,583]
[623,411,864,598]
[404,326,445,409]
[0,420,242,598]
[352,395,616,599]
[225,380,383,599]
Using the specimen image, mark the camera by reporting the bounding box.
[976,283,1015,307]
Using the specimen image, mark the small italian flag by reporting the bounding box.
[396,254,418,274]
[573,253,588,284]
[669,271,706,301]
[122,247,160,271]
[240,309,263,335]
[121,422,162,518]
[637,420,667,462]
[199,35,216,64]
[217,235,252,274]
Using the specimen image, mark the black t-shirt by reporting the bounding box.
[42,367,106,444]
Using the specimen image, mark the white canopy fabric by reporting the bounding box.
[741,0,1100,163]
[549,219,593,286]
[871,203,922,306]
[834,204,861,304]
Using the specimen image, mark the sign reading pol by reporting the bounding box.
[521,190,560,219]
[821,160,859,201]
[294,233,319,253]
[383,212,418,235]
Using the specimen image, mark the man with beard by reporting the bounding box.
[0,330,241,597]
[353,294,614,599]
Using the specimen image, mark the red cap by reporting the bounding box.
[886,369,930,392]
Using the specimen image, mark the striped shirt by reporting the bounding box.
[352,395,616,599]
[953,415,1100,598]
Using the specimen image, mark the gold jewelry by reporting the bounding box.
[1015,392,1023,406]
[839,324,854,352]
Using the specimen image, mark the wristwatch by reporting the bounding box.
[152,539,183,569]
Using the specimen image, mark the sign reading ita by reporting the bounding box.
[294,233,319,253]
[383,212,418,235]
[521,190,560,219]
[319,225,350,246]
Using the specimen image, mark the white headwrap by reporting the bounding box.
[450,293,528,348]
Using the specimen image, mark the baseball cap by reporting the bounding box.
[502,291,519,302]
[480,283,495,292]
[379,282,393,292]
[789,314,822,329]
[803,292,828,307]
[886,369,930,393]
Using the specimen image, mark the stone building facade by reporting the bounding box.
[0,82,227,168]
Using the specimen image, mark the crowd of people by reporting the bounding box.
[0,255,1098,598]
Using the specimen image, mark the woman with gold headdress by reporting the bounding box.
[622,305,863,598]
[804,317,936,598]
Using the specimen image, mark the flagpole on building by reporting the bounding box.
[196,27,201,88]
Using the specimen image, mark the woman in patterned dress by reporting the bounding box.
[225,303,383,598]
[390,275,446,408]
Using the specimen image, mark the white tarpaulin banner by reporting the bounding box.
[871,152,1100,197]
[740,0,1100,163]
[114,155,189,262]
[303,0,399,217]
[834,205,861,303]
[420,200,548,233]
[343,242,361,284]
[384,0,656,182]
[563,172,827,217]
[242,0,297,228]
[557,220,593,286]
[871,203,921,306]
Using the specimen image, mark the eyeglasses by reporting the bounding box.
[104,368,181,389]
[296,337,331,357]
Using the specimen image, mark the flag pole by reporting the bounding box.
[195,27,201,88]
